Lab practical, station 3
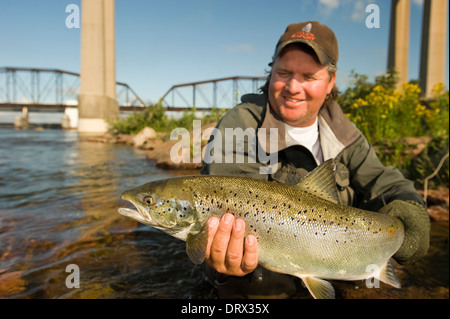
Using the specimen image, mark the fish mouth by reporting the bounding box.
[119,192,156,226]
[118,207,140,218]
[118,206,156,226]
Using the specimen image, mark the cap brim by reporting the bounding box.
[273,39,331,66]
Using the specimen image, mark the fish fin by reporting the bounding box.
[301,276,336,299]
[186,223,209,264]
[377,259,401,288]
[295,159,341,204]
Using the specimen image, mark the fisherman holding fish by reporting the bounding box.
[200,21,431,298]
[119,21,431,299]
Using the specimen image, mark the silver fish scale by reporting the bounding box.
[181,176,404,280]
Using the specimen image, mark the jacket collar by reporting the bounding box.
[258,97,361,159]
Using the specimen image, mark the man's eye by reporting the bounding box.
[278,72,289,77]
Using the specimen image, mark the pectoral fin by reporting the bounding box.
[186,222,209,264]
[301,276,336,299]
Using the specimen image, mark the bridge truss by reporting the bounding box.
[0,67,146,111]
[160,76,266,110]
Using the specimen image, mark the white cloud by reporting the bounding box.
[350,1,366,22]
[320,0,340,9]
[319,0,340,16]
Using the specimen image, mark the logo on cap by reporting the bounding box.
[302,23,312,33]
[291,31,315,41]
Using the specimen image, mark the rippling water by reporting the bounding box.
[0,129,448,299]
[0,129,212,298]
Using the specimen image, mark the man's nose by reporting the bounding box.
[285,78,303,94]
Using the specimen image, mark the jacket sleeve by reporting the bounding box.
[337,135,425,211]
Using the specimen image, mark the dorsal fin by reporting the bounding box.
[294,158,341,204]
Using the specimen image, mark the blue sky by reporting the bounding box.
[0,0,448,104]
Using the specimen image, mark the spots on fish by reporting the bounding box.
[387,225,397,239]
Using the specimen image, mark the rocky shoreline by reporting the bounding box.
[85,126,449,224]
[85,124,217,170]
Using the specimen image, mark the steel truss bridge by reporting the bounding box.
[0,67,266,113]
[0,67,145,112]
[160,76,266,110]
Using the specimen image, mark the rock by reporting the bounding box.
[418,187,449,224]
[116,134,134,145]
[0,270,27,297]
[132,127,157,148]
[140,138,163,150]
[145,122,217,170]
[146,139,196,169]
[428,205,449,223]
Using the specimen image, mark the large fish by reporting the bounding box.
[118,159,404,299]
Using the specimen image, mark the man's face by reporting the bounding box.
[268,45,336,127]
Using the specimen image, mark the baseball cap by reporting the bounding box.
[272,21,339,67]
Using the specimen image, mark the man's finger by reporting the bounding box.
[205,216,219,261]
[208,213,234,268]
[224,218,246,271]
[241,235,258,274]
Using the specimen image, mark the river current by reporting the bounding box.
[0,129,211,298]
[0,128,448,299]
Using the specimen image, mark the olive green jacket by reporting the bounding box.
[201,93,424,211]
[200,93,428,297]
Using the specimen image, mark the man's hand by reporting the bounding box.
[379,200,430,264]
[205,213,258,276]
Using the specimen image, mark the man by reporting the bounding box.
[200,21,430,298]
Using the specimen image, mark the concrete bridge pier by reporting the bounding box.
[14,106,29,130]
[78,0,118,133]
[419,0,448,97]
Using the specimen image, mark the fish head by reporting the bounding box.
[118,180,197,239]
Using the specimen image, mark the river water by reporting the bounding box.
[0,128,448,299]
[0,128,212,298]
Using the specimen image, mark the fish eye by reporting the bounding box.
[144,196,154,205]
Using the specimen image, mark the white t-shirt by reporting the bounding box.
[284,117,324,164]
